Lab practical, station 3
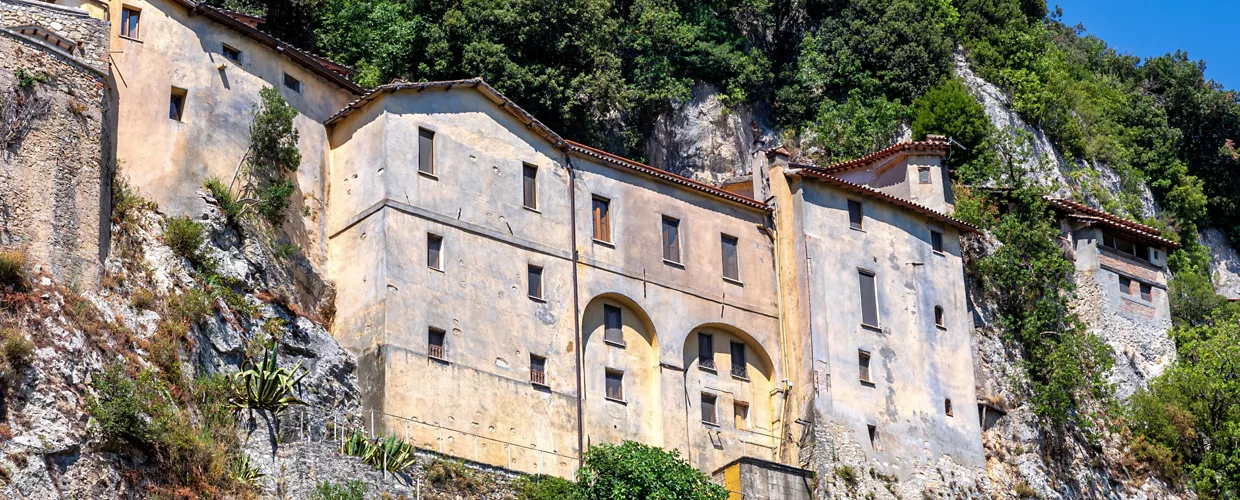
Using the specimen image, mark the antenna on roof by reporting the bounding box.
[946,137,968,151]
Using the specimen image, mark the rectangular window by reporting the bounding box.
[428,328,446,360]
[1119,276,1132,296]
[701,393,718,425]
[931,230,944,253]
[221,43,242,63]
[1140,283,1152,302]
[282,73,302,94]
[918,167,931,184]
[605,370,624,401]
[427,233,443,270]
[698,333,714,369]
[120,6,140,39]
[418,128,435,175]
[730,341,747,379]
[848,200,864,230]
[858,270,879,328]
[734,402,750,430]
[867,425,878,450]
[661,216,681,264]
[530,355,547,386]
[721,234,740,282]
[592,197,611,243]
[858,350,872,383]
[603,304,623,345]
[169,87,186,121]
[527,264,543,300]
[522,163,538,209]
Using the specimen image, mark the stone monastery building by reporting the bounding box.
[0,0,1178,496]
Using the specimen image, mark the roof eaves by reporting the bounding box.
[816,140,950,175]
[1045,197,1162,235]
[793,169,978,234]
[565,141,770,211]
[178,0,363,93]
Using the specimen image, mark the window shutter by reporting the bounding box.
[523,164,537,208]
[604,305,623,344]
[722,235,739,281]
[848,200,863,229]
[662,217,680,262]
[859,271,878,327]
[427,234,442,269]
[418,128,435,174]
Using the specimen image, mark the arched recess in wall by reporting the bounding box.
[580,293,663,449]
[680,323,778,468]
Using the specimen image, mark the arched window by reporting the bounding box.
[944,398,954,417]
[934,306,945,328]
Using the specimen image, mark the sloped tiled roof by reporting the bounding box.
[799,139,951,175]
[1046,197,1179,249]
[793,167,979,234]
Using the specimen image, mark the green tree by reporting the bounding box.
[575,441,727,500]
[220,86,302,226]
[911,78,996,183]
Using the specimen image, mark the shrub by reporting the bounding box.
[0,250,25,289]
[111,173,156,227]
[273,242,300,260]
[167,288,212,326]
[312,480,367,500]
[2,328,34,367]
[576,441,727,500]
[1014,481,1038,498]
[204,177,244,227]
[165,216,205,263]
[130,289,156,311]
[426,458,479,492]
[835,465,858,486]
[229,454,264,486]
[515,474,577,500]
[14,68,47,89]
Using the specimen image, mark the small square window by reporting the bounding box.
[944,398,954,417]
[120,6,141,39]
[1140,283,1152,302]
[427,233,443,270]
[858,350,872,384]
[603,304,624,346]
[527,264,543,300]
[931,230,944,253]
[530,355,547,386]
[605,369,624,401]
[661,216,681,264]
[221,43,242,63]
[1119,276,1132,296]
[283,73,302,94]
[522,163,538,209]
[918,167,932,184]
[428,327,446,361]
[848,200,864,230]
[169,87,186,121]
[734,402,750,430]
[701,393,718,425]
[418,128,436,175]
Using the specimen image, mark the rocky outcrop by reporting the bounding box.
[645,82,774,185]
[1200,227,1240,300]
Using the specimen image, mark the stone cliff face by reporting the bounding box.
[645,82,775,185]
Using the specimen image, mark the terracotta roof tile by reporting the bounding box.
[803,139,951,175]
[1046,197,1179,249]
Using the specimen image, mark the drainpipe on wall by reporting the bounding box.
[565,152,585,466]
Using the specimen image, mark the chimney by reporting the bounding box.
[925,134,947,144]
[752,146,792,202]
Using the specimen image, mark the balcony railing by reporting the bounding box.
[730,364,747,379]
[699,357,716,370]
[530,369,546,386]
[428,344,446,360]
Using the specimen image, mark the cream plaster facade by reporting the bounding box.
[11,0,997,488]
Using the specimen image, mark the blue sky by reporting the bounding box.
[1052,1,1240,90]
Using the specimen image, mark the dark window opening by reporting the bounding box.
[867,425,878,450]
[426,233,443,270]
[934,306,945,328]
[858,350,872,384]
[1119,276,1132,296]
[859,270,879,328]
[721,234,740,282]
[530,355,547,386]
[605,370,624,401]
[1140,283,1152,302]
[221,43,241,63]
[527,264,543,300]
[428,328,446,360]
[697,333,714,370]
[592,197,611,243]
[848,200,864,230]
[603,304,623,345]
[931,230,944,253]
[418,128,435,175]
[918,167,931,184]
[945,398,954,417]
[661,216,681,264]
[282,73,302,93]
[730,341,747,379]
[701,393,717,425]
[169,87,186,121]
[121,7,140,39]
[522,164,538,209]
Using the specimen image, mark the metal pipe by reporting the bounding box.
[565,152,585,466]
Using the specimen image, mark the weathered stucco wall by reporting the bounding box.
[107,0,357,266]
[777,168,984,485]
[0,0,109,70]
[834,154,951,214]
[0,25,110,288]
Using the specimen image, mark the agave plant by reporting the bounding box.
[341,430,375,458]
[228,345,308,415]
[340,430,418,473]
[229,454,265,485]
